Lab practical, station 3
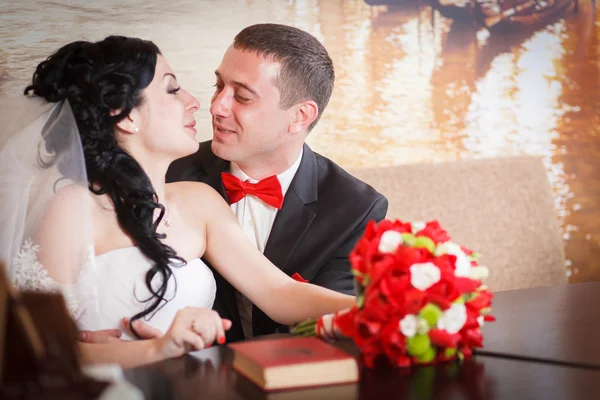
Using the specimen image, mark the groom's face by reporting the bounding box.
[210,46,295,167]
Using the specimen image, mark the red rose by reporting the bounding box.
[363,285,398,321]
[363,220,378,240]
[429,329,461,348]
[355,335,383,368]
[332,307,358,338]
[459,346,473,358]
[402,288,428,315]
[378,271,411,310]
[376,219,412,235]
[354,317,384,367]
[414,221,451,244]
[426,283,460,309]
[369,255,399,288]
[355,313,383,339]
[461,328,483,348]
[466,290,493,311]
[462,308,481,331]
[454,277,482,294]
[380,319,410,366]
[432,254,458,276]
[393,246,433,273]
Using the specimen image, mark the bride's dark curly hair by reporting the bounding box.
[24,35,184,338]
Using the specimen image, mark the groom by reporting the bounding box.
[78,23,387,344]
[166,23,387,342]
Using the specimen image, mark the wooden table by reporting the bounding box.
[477,281,600,368]
[124,282,600,399]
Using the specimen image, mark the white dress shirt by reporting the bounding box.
[230,149,303,338]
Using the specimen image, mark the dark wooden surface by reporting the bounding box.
[124,282,600,399]
[124,342,600,400]
[477,281,600,368]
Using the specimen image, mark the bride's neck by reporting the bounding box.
[126,149,170,204]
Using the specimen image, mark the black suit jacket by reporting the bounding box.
[166,141,388,342]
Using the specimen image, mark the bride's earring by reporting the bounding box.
[133,127,139,133]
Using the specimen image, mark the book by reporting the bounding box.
[229,336,359,392]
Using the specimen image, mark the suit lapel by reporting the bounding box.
[263,144,318,273]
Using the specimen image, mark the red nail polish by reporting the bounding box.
[218,336,226,345]
[206,344,212,349]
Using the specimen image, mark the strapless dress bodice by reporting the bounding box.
[77,247,216,340]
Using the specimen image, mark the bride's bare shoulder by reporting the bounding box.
[167,181,230,213]
[40,183,96,226]
[48,183,94,209]
[167,181,222,199]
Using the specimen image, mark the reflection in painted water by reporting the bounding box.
[1,0,598,281]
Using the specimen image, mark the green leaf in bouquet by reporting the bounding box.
[419,303,443,327]
[356,293,365,308]
[351,269,363,278]
[291,319,317,336]
[401,233,416,246]
[413,236,436,253]
[453,296,465,304]
[417,347,437,363]
[407,334,432,357]
[469,252,482,261]
[463,292,477,302]
[362,274,371,287]
[444,347,457,358]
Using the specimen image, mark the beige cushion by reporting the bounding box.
[349,156,566,292]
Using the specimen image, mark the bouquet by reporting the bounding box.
[292,219,495,368]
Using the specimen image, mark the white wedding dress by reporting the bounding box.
[12,243,216,340]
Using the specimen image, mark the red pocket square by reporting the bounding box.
[291,272,309,283]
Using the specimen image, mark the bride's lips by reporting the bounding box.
[185,120,197,135]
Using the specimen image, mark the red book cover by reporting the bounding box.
[228,336,354,368]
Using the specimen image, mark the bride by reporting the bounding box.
[0,36,354,368]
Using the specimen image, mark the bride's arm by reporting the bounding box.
[78,308,229,367]
[28,185,230,367]
[182,183,355,326]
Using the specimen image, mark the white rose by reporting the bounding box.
[437,303,467,334]
[410,262,441,290]
[477,315,485,327]
[399,314,418,338]
[469,266,489,281]
[411,221,426,234]
[378,230,403,253]
[435,241,471,277]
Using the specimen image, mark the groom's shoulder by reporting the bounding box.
[311,149,385,205]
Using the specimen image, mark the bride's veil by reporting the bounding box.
[0,96,99,321]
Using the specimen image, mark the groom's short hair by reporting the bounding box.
[233,23,334,132]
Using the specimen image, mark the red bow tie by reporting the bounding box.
[221,172,284,209]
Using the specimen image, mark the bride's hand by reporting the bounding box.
[153,307,232,359]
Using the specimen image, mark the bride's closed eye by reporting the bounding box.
[168,87,181,95]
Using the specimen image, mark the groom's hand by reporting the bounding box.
[76,329,123,343]
[76,318,164,343]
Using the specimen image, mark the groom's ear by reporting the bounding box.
[288,100,318,136]
[111,109,139,135]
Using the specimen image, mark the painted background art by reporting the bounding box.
[1,0,598,282]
